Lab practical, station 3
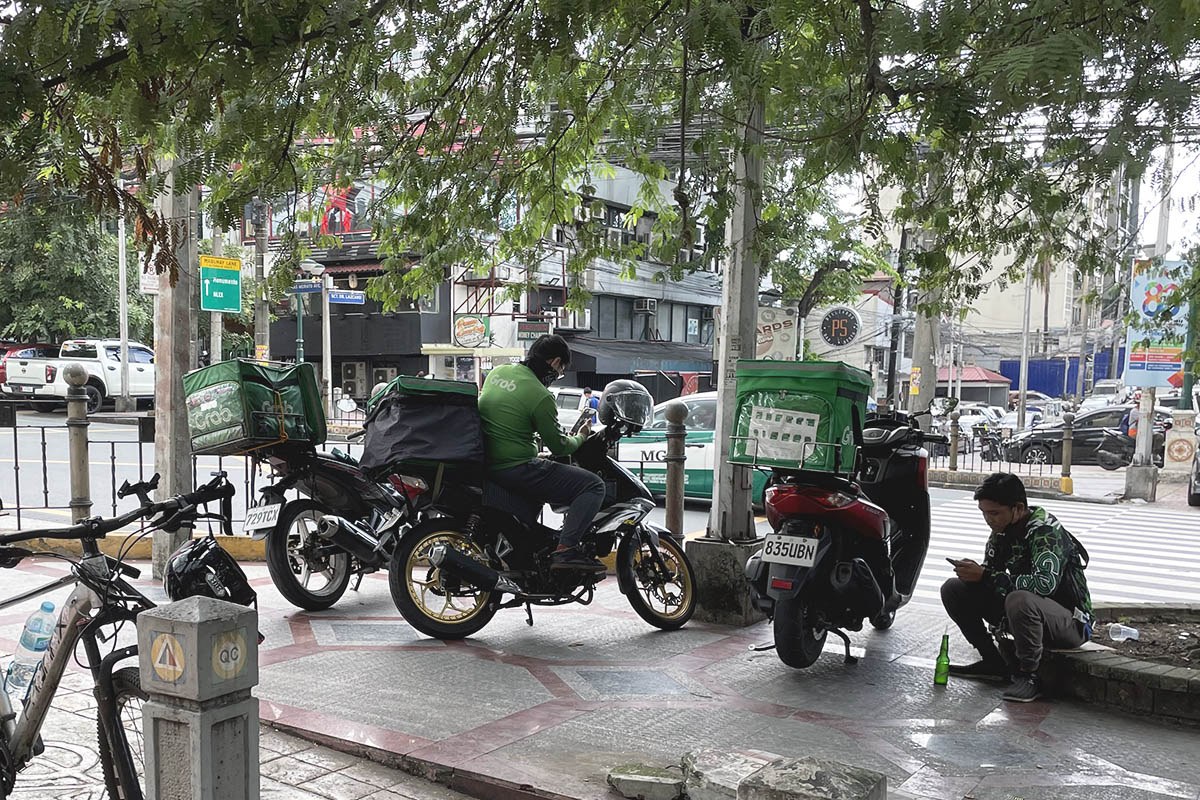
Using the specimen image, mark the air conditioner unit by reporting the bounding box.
[342,361,368,397]
[496,265,514,281]
[703,307,716,319]
[634,298,658,315]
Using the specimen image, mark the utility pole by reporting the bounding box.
[885,229,908,409]
[1017,258,1035,429]
[688,94,766,626]
[210,228,224,364]
[152,160,197,578]
[252,197,270,361]
[1074,272,1090,401]
[322,273,333,417]
[910,286,939,427]
[1127,139,1173,500]
[116,178,134,412]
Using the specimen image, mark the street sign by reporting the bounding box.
[199,255,242,313]
[291,280,323,293]
[328,289,366,305]
[139,266,159,295]
[517,320,552,340]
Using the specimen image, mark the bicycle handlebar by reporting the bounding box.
[0,473,236,546]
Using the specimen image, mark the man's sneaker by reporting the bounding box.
[947,659,1010,682]
[1001,673,1042,703]
[550,547,606,573]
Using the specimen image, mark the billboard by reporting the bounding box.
[1123,258,1190,389]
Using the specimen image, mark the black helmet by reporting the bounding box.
[164,536,256,607]
[598,380,654,429]
[526,334,571,369]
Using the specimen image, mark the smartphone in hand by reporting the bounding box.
[946,557,962,566]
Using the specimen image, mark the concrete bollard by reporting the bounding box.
[664,400,689,537]
[1060,412,1074,495]
[1164,409,1197,473]
[63,364,92,522]
[948,410,959,472]
[137,596,260,800]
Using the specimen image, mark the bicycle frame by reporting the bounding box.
[0,552,149,798]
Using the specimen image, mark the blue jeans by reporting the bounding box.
[487,459,605,549]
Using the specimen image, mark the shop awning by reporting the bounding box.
[564,337,714,374]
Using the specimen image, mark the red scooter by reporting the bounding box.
[746,410,947,668]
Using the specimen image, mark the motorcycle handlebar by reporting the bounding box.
[922,433,950,444]
[0,473,235,545]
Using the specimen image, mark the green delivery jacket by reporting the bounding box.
[981,506,1093,625]
[478,363,584,471]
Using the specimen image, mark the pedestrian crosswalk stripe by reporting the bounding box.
[921,497,1200,607]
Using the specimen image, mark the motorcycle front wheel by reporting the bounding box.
[265,499,352,610]
[388,520,497,640]
[772,597,827,669]
[617,533,696,630]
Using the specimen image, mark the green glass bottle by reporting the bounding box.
[934,634,950,685]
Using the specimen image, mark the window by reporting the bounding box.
[594,295,617,339]
[1086,409,1125,429]
[686,307,702,344]
[130,347,155,364]
[615,298,634,340]
[671,304,686,343]
[685,398,717,431]
[61,342,97,359]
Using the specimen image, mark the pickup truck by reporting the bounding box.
[4,339,156,413]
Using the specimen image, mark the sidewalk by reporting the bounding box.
[4,556,1199,800]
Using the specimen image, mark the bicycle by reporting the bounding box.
[0,471,240,800]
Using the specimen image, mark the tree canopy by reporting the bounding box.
[0,190,152,343]
[3,0,1200,310]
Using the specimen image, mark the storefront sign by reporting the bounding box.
[453,314,490,347]
[517,320,552,341]
[755,306,799,360]
[821,307,860,347]
[1123,259,1190,389]
[909,366,922,395]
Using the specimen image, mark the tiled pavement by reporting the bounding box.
[3,521,1200,800]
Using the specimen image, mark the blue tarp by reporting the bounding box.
[999,350,1126,398]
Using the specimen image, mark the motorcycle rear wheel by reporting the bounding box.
[265,500,352,610]
[772,597,827,669]
[388,520,497,639]
[617,534,696,630]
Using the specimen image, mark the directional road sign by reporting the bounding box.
[329,289,366,305]
[199,255,242,313]
[291,280,324,293]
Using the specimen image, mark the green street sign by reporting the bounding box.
[199,255,242,313]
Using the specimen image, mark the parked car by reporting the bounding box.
[548,386,589,430]
[617,391,768,502]
[3,339,155,413]
[0,343,58,397]
[1002,404,1171,465]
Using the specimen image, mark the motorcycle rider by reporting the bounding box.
[478,334,607,572]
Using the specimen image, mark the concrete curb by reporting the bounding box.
[263,718,577,800]
[1040,603,1200,727]
[27,532,265,561]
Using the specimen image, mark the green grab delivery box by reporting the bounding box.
[730,360,872,473]
[183,359,326,456]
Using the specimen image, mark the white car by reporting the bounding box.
[549,386,591,430]
[1079,379,1126,411]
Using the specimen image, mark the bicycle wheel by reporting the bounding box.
[98,666,147,800]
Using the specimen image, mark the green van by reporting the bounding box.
[617,391,768,501]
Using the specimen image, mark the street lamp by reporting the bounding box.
[296,259,324,364]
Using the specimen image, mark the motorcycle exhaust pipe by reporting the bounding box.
[315,515,386,567]
[428,543,522,595]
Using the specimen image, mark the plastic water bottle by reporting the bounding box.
[3,601,57,701]
[1108,622,1140,642]
[934,634,950,685]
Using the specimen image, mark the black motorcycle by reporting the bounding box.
[384,381,697,639]
[248,445,419,610]
[1096,427,1166,471]
[746,409,946,668]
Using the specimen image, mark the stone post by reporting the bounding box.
[663,401,688,537]
[64,364,92,523]
[1164,409,1197,474]
[137,596,260,800]
[948,410,959,472]
[1060,412,1074,495]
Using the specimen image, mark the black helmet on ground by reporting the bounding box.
[164,536,257,607]
[598,380,654,429]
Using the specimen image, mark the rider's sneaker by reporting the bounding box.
[550,547,607,573]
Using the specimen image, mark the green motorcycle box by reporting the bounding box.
[183,359,326,456]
